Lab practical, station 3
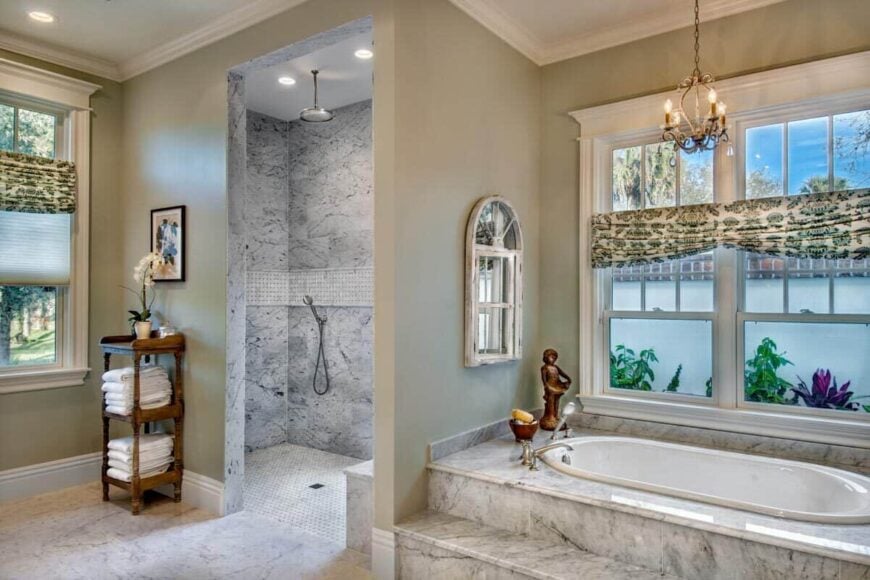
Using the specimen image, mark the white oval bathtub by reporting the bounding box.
[540,436,870,524]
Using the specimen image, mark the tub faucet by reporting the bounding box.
[550,399,580,440]
[522,441,574,471]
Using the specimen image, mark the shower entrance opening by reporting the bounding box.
[224,16,374,553]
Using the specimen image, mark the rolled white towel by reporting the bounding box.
[107,465,171,482]
[104,391,170,405]
[105,398,170,415]
[102,365,167,383]
[108,448,172,464]
[109,457,173,473]
[107,433,173,454]
[102,380,171,396]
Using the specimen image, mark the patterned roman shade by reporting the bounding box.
[0,150,77,214]
[591,188,870,269]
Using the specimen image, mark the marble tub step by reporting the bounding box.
[395,511,676,580]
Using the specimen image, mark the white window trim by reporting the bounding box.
[0,58,100,394]
[572,51,870,448]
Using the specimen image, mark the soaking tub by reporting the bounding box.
[539,436,870,524]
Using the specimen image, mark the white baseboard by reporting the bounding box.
[155,470,225,516]
[0,453,225,516]
[372,528,396,580]
[0,452,101,502]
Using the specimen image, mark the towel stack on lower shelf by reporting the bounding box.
[102,365,172,415]
[106,433,174,482]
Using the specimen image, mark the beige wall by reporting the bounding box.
[0,50,123,471]
[539,0,870,393]
[387,0,542,521]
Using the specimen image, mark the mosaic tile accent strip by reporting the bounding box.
[247,268,373,306]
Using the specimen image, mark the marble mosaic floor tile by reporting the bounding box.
[0,482,371,580]
[244,443,366,546]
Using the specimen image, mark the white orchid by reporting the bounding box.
[122,252,166,332]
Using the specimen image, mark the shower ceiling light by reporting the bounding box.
[299,70,334,123]
[354,48,374,60]
[278,76,296,86]
[28,10,55,23]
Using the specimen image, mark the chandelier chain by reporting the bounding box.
[693,0,701,77]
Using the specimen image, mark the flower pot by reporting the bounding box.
[134,321,152,340]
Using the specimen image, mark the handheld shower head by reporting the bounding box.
[303,295,313,306]
[302,295,326,323]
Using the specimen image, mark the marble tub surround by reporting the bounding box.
[395,511,675,580]
[570,412,870,475]
[345,459,373,555]
[428,429,870,575]
[428,408,544,461]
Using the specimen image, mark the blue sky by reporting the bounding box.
[746,110,869,195]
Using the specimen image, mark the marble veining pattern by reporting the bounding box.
[345,460,373,555]
[246,110,289,272]
[245,306,289,451]
[430,429,870,569]
[0,482,371,579]
[429,408,543,461]
[396,511,674,580]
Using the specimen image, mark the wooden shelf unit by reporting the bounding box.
[99,333,185,515]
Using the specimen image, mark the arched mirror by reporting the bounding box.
[465,195,523,367]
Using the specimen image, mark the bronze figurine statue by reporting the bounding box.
[540,348,571,431]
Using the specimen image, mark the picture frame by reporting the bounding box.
[150,205,186,282]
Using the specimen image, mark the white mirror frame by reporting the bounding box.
[464,195,524,367]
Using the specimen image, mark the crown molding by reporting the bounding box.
[0,57,101,110]
[0,31,121,81]
[449,0,788,66]
[118,0,309,81]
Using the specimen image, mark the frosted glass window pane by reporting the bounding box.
[0,286,57,368]
[744,253,784,313]
[834,110,870,190]
[744,322,870,413]
[0,103,12,152]
[644,143,675,208]
[746,124,783,198]
[610,318,712,397]
[0,212,71,285]
[788,117,828,195]
[612,146,641,211]
[612,265,641,310]
[834,259,870,314]
[645,279,676,311]
[787,258,829,314]
[679,253,714,311]
[680,149,714,204]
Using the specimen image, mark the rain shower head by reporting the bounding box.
[299,70,334,123]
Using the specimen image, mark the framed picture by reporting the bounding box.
[150,205,186,282]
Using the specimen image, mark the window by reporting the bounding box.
[598,104,870,423]
[606,142,715,399]
[740,109,870,415]
[0,99,66,373]
[0,60,98,393]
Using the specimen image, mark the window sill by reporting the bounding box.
[0,367,90,394]
[581,394,870,449]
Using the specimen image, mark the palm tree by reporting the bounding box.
[799,175,849,194]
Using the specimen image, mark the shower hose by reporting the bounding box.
[312,315,331,395]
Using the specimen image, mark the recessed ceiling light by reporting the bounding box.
[354,48,374,60]
[28,10,55,23]
[278,76,296,86]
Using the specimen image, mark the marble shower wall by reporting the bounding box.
[244,101,373,459]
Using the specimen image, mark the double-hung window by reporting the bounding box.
[0,59,99,393]
[578,55,870,444]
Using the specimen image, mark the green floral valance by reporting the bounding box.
[591,188,870,269]
[0,150,77,214]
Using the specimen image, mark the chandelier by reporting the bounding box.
[662,0,729,156]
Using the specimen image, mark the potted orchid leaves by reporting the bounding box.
[123,252,165,339]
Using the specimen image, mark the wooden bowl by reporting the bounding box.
[509,419,539,442]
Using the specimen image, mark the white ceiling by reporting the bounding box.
[448,0,789,65]
[246,31,373,121]
[0,0,787,82]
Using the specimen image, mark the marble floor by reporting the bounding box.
[0,482,372,580]
[245,443,365,545]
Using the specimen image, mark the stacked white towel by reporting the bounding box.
[101,365,172,415]
[106,433,174,482]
